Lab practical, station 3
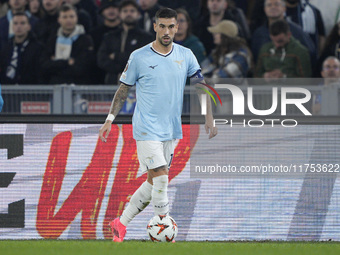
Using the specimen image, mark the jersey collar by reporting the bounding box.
[150,43,174,57]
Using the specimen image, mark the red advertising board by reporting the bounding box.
[21,102,50,114]
[88,102,111,114]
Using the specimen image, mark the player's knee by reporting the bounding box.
[152,175,168,193]
[147,165,168,185]
[147,174,153,185]
[149,165,168,176]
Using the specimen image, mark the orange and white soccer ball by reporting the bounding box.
[146,215,178,242]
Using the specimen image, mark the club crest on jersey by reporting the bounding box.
[124,63,129,73]
[174,60,184,69]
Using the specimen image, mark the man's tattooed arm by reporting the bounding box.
[107,83,132,120]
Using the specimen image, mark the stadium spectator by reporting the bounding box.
[0,0,38,50]
[312,57,340,115]
[321,57,340,85]
[0,82,3,112]
[33,0,61,43]
[72,0,99,27]
[255,19,312,79]
[310,0,340,35]
[0,12,43,84]
[318,22,340,75]
[90,0,121,84]
[34,0,93,44]
[194,0,250,55]
[62,0,94,32]
[97,0,153,84]
[40,4,94,84]
[0,0,9,19]
[158,0,200,21]
[174,8,206,64]
[231,0,248,16]
[201,20,251,80]
[284,0,325,54]
[137,0,162,34]
[249,0,265,33]
[90,0,121,53]
[251,0,316,64]
[29,0,44,19]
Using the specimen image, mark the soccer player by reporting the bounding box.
[99,7,217,242]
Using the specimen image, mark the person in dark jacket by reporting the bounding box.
[90,0,121,53]
[34,0,93,44]
[73,0,98,27]
[158,0,200,21]
[0,0,38,50]
[97,0,153,84]
[193,0,250,55]
[33,0,61,44]
[90,0,121,84]
[285,0,325,54]
[0,12,43,84]
[137,0,162,34]
[251,0,316,64]
[317,22,340,76]
[174,8,205,64]
[40,4,94,84]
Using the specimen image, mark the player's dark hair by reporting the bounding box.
[269,19,290,36]
[12,12,30,22]
[119,0,139,12]
[155,7,177,21]
[59,3,78,16]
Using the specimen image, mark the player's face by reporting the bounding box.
[58,9,78,32]
[265,0,285,19]
[13,15,31,37]
[154,17,178,47]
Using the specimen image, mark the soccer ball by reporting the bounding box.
[147,215,178,242]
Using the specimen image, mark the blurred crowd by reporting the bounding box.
[0,0,340,86]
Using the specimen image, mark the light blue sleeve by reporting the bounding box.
[0,84,3,112]
[187,49,201,77]
[119,52,139,86]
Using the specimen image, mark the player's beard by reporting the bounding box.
[159,35,173,47]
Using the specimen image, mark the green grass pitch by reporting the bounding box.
[1,240,340,255]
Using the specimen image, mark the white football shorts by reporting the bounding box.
[136,139,177,173]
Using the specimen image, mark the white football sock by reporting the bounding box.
[152,175,169,216]
[120,181,152,226]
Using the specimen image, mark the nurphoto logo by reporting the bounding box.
[200,84,312,128]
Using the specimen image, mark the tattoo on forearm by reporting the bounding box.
[110,83,131,116]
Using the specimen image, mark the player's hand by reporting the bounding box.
[99,121,112,142]
[205,115,217,139]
